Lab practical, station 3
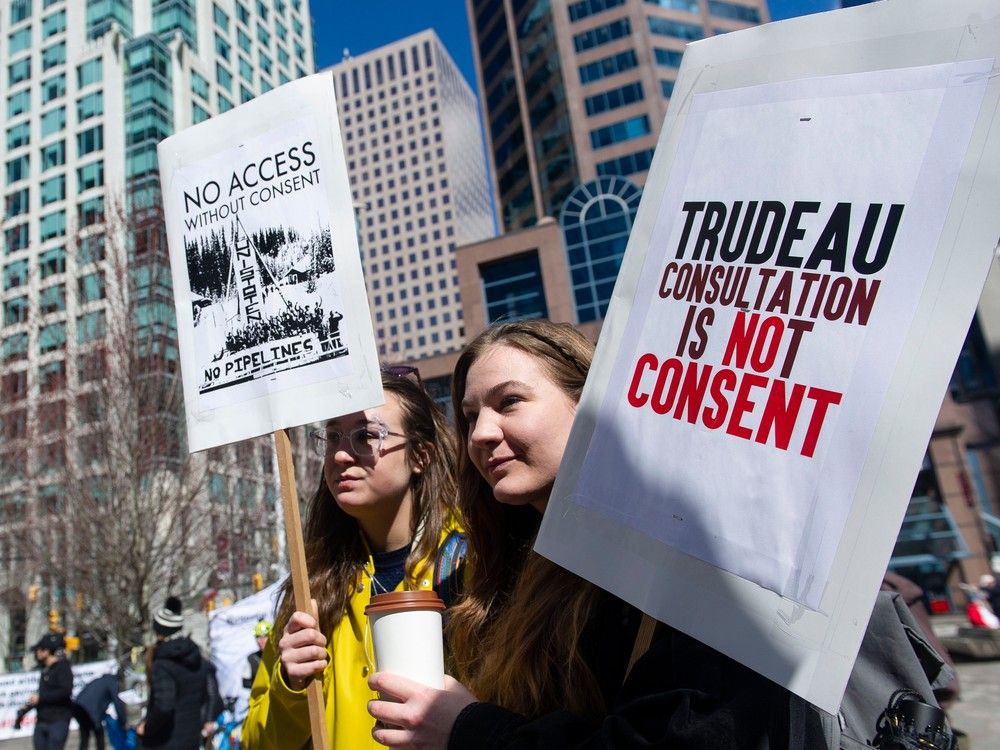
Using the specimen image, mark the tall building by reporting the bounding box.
[467,0,769,233]
[0,0,315,667]
[330,30,495,368]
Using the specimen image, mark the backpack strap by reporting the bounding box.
[433,530,467,607]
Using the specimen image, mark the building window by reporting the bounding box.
[573,17,631,52]
[38,321,67,353]
[3,296,30,325]
[40,246,67,277]
[77,309,106,343]
[2,259,29,290]
[560,177,642,323]
[8,58,31,85]
[8,28,32,55]
[5,223,29,253]
[41,106,67,136]
[77,91,103,121]
[596,147,655,177]
[192,70,210,100]
[77,125,104,156]
[481,251,548,324]
[10,0,31,24]
[216,62,233,90]
[0,332,29,362]
[584,81,644,116]
[39,209,66,241]
[4,187,29,219]
[569,0,626,22]
[42,9,67,37]
[42,41,67,71]
[193,102,211,123]
[6,123,30,151]
[78,196,104,227]
[78,270,106,302]
[214,2,230,30]
[215,32,231,60]
[40,174,66,205]
[648,16,704,41]
[41,140,66,170]
[39,283,66,314]
[579,49,639,85]
[654,47,685,68]
[77,58,103,88]
[707,0,761,23]
[7,90,30,118]
[41,73,67,103]
[645,0,699,12]
[589,115,651,149]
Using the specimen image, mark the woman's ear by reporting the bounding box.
[411,441,435,474]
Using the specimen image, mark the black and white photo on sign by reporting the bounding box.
[174,122,354,410]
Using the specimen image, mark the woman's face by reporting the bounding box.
[323,392,416,521]
[461,344,578,513]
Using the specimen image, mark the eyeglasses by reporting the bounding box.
[310,421,407,457]
[383,364,423,389]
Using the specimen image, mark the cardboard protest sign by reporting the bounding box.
[159,73,381,452]
[536,0,1000,712]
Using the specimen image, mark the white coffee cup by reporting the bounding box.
[365,590,446,688]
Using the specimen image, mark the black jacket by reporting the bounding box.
[36,657,74,723]
[449,592,791,750]
[74,673,126,726]
[141,637,211,750]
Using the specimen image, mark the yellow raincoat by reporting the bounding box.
[241,518,464,750]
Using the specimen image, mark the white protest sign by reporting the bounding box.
[159,73,382,451]
[0,659,116,740]
[536,0,1000,713]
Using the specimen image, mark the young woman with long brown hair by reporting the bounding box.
[367,320,790,749]
[242,370,465,749]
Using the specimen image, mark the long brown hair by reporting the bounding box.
[275,372,458,636]
[446,320,604,718]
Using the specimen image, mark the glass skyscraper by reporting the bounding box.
[0,0,315,667]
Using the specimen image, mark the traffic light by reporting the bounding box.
[64,635,80,652]
[75,592,84,612]
[252,572,263,592]
[27,584,39,602]
[48,608,61,631]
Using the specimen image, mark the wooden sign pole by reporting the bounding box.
[274,428,330,750]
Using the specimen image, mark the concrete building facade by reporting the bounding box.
[330,31,495,366]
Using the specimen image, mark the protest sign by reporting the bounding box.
[158,73,372,747]
[0,659,116,740]
[158,72,381,452]
[536,0,1000,713]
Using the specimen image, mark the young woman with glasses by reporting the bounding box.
[366,320,790,749]
[242,369,465,749]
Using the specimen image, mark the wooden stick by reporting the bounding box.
[625,613,659,680]
[274,429,330,750]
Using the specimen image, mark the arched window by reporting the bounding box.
[559,176,641,322]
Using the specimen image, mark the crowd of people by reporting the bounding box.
[17,319,985,749]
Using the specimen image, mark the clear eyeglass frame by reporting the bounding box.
[310,421,407,458]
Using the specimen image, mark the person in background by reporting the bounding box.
[28,632,74,750]
[137,596,213,750]
[242,369,465,749]
[367,319,791,749]
[72,670,127,750]
[242,620,272,690]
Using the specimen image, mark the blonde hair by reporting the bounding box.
[446,320,605,717]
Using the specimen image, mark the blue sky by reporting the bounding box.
[308,1,841,95]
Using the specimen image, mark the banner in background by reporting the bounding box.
[0,659,116,740]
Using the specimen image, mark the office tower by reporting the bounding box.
[467,0,768,233]
[0,0,314,665]
[330,30,495,364]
